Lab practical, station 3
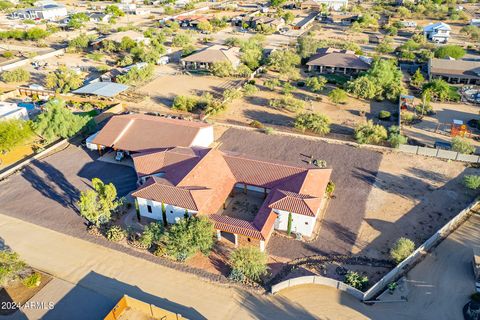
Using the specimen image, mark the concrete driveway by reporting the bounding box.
[0,143,137,238]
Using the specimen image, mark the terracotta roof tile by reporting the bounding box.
[210,214,264,240]
[92,114,211,152]
[268,190,321,217]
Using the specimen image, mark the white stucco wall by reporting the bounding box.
[274,209,317,237]
[137,197,196,223]
[191,126,214,147]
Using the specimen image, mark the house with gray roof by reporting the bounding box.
[306,47,371,75]
[423,22,451,43]
[180,45,241,70]
[428,58,480,85]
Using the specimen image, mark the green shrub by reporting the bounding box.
[172,95,198,112]
[2,51,13,59]
[354,120,388,145]
[106,225,126,242]
[242,83,258,96]
[463,175,480,190]
[263,127,275,135]
[0,250,27,285]
[229,246,268,282]
[22,272,42,288]
[388,125,407,148]
[434,45,466,59]
[160,217,214,261]
[326,181,335,196]
[1,68,30,83]
[344,271,368,290]
[269,96,304,112]
[228,268,246,282]
[378,110,391,120]
[328,88,348,104]
[139,222,164,248]
[390,237,415,263]
[452,137,475,155]
[249,120,264,129]
[294,112,331,135]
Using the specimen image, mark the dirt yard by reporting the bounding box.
[402,99,480,149]
[216,126,480,262]
[215,76,398,137]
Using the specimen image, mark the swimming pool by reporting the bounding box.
[18,102,36,111]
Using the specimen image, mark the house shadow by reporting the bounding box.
[40,271,207,320]
[242,109,293,126]
[21,159,80,211]
[234,289,317,320]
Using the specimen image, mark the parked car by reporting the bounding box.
[115,151,125,161]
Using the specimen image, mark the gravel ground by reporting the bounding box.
[218,128,384,259]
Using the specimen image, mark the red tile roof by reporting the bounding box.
[132,148,333,242]
[92,114,211,152]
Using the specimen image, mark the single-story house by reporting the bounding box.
[301,0,348,11]
[175,14,212,28]
[470,19,480,27]
[181,45,241,70]
[102,30,150,45]
[245,16,285,31]
[368,33,383,44]
[11,2,67,20]
[423,22,451,43]
[326,13,359,25]
[131,146,332,250]
[0,102,29,121]
[92,114,214,153]
[88,12,111,23]
[428,58,480,85]
[294,12,318,30]
[306,47,371,75]
[400,20,417,28]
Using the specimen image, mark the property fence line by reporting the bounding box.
[0,48,65,72]
[0,139,69,181]
[398,144,480,163]
[271,275,364,300]
[271,200,479,302]
[363,199,480,301]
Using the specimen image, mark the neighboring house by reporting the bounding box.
[471,19,480,27]
[0,102,29,121]
[301,0,348,11]
[102,30,150,45]
[245,16,285,31]
[88,12,111,23]
[428,58,480,85]
[92,114,214,152]
[131,147,332,250]
[181,45,241,70]
[368,33,383,44]
[293,12,317,30]
[306,47,371,75]
[326,13,358,25]
[423,22,451,43]
[72,82,129,98]
[99,68,123,82]
[175,14,211,28]
[11,2,67,20]
[400,20,417,28]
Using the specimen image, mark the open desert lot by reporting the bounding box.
[217,127,479,260]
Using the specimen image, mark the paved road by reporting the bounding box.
[0,213,478,320]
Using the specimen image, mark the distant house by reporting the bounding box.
[11,2,67,20]
[102,30,150,45]
[326,13,358,25]
[72,82,129,98]
[294,12,317,30]
[368,33,383,44]
[400,20,417,28]
[88,12,111,23]
[423,22,451,43]
[246,16,285,31]
[306,48,371,75]
[0,102,29,121]
[181,45,241,70]
[428,58,480,85]
[470,19,480,27]
[301,0,348,11]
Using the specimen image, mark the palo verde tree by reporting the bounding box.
[229,246,268,283]
[33,99,90,142]
[0,119,33,154]
[78,178,119,227]
[45,66,83,93]
[294,112,331,135]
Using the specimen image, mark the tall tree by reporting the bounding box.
[33,99,89,141]
[78,178,119,227]
[0,119,33,153]
[45,66,83,93]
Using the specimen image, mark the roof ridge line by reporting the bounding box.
[223,152,308,171]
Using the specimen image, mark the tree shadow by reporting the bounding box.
[21,159,79,211]
[243,109,294,126]
[235,289,317,320]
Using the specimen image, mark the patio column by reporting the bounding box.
[216,230,221,240]
[259,240,265,252]
[243,184,247,194]
[234,234,238,247]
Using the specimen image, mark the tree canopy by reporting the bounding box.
[33,99,90,141]
[294,112,331,135]
[78,178,119,227]
[1,68,30,83]
[267,49,300,79]
[347,59,405,101]
[0,119,33,154]
[434,45,466,59]
[45,66,83,93]
[229,246,268,282]
[354,120,388,145]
